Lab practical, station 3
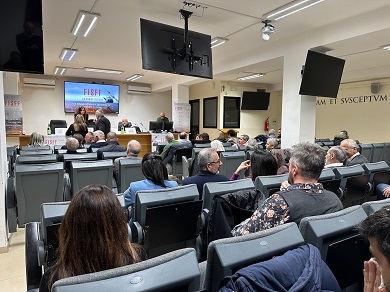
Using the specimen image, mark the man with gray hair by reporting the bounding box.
[325,146,346,168]
[160,132,179,159]
[57,137,79,162]
[340,138,368,166]
[232,142,343,236]
[96,132,126,159]
[182,148,229,198]
[114,140,142,182]
[266,137,279,150]
[94,108,111,138]
[87,130,108,152]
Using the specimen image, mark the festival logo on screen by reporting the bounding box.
[64,82,120,114]
[4,94,23,134]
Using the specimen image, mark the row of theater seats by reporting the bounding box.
[6,146,145,232]
[26,183,390,291]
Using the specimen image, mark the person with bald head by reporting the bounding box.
[157,112,169,123]
[340,138,368,166]
[97,132,126,159]
[114,140,142,182]
[118,118,132,131]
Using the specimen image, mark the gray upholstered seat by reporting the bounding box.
[362,198,390,215]
[200,222,304,292]
[218,151,246,179]
[117,158,143,193]
[254,173,288,198]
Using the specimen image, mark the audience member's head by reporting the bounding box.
[85,132,94,144]
[227,129,237,138]
[142,153,168,187]
[66,137,79,152]
[288,142,326,184]
[268,129,276,137]
[165,132,174,143]
[340,130,349,138]
[93,130,105,142]
[210,140,225,152]
[266,137,278,150]
[29,132,44,146]
[179,132,187,139]
[106,132,118,142]
[199,133,209,141]
[246,138,259,151]
[340,138,358,158]
[357,206,390,289]
[325,146,347,165]
[126,140,141,157]
[270,149,286,169]
[251,149,278,179]
[72,133,84,147]
[198,148,221,174]
[47,185,142,290]
[239,134,249,146]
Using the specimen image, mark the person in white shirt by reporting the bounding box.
[324,146,346,168]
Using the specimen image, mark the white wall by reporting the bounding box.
[19,75,172,134]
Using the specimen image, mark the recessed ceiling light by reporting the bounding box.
[83,67,123,74]
[71,10,100,37]
[237,73,265,80]
[60,48,78,61]
[53,67,67,75]
[126,74,144,81]
[211,37,229,48]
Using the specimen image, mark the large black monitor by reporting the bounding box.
[162,121,174,132]
[299,50,345,98]
[0,0,44,74]
[149,121,163,132]
[140,18,213,79]
[241,91,270,110]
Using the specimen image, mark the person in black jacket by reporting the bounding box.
[94,108,111,138]
[96,132,126,159]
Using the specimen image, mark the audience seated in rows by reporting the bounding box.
[238,134,249,147]
[191,132,211,145]
[357,207,390,292]
[163,132,192,165]
[160,132,179,160]
[246,138,259,151]
[84,131,94,144]
[324,146,346,168]
[266,137,279,150]
[57,138,79,162]
[96,132,126,160]
[227,129,239,146]
[39,185,145,292]
[268,128,277,138]
[340,138,368,166]
[87,130,108,152]
[124,153,178,220]
[177,132,191,144]
[333,130,349,146]
[232,142,343,236]
[113,140,142,181]
[60,133,84,150]
[28,132,45,147]
[183,148,229,198]
[210,140,225,152]
[231,149,277,181]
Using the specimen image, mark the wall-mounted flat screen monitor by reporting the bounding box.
[0,0,44,74]
[241,91,270,110]
[140,18,213,79]
[64,81,120,114]
[299,50,345,98]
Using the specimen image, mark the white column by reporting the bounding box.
[281,50,316,148]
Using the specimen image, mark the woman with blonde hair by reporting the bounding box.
[39,185,144,292]
[28,132,45,146]
[66,114,88,137]
[211,140,225,152]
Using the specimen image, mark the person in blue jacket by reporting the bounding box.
[124,152,178,220]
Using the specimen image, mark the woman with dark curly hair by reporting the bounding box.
[74,106,89,122]
[39,185,144,292]
[124,152,178,219]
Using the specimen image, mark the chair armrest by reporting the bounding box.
[130,221,143,244]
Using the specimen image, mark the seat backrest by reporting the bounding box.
[203,222,304,292]
[202,178,254,211]
[50,119,67,133]
[172,148,193,178]
[182,156,193,179]
[359,144,373,162]
[69,160,113,196]
[254,173,289,198]
[191,147,202,159]
[384,143,390,166]
[118,158,143,193]
[19,149,53,156]
[101,151,127,160]
[322,141,334,147]
[219,151,246,179]
[21,145,51,150]
[15,162,65,226]
[194,143,211,148]
[16,154,57,164]
[318,168,336,181]
[362,198,390,215]
[371,143,385,163]
[52,248,201,292]
[333,164,365,179]
[224,146,238,152]
[157,142,167,154]
[57,149,87,154]
[62,153,98,171]
[362,161,389,174]
[299,205,368,289]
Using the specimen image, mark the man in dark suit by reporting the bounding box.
[118,118,132,131]
[340,138,368,166]
[96,132,126,159]
[87,130,108,153]
[95,108,111,137]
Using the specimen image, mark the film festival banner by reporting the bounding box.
[173,102,190,132]
[4,94,23,134]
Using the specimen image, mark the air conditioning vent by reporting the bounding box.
[23,78,55,88]
[127,84,151,94]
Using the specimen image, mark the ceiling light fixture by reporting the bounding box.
[53,67,67,75]
[261,20,275,41]
[126,74,144,82]
[71,10,100,37]
[83,67,123,74]
[211,37,229,48]
[381,45,390,51]
[237,73,265,81]
[60,48,78,61]
[263,0,326,21]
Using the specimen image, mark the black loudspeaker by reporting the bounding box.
[371,83,380,94]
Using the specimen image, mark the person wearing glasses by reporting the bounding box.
[182,148,229,199]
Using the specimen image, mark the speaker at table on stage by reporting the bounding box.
[118,118,132,131]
